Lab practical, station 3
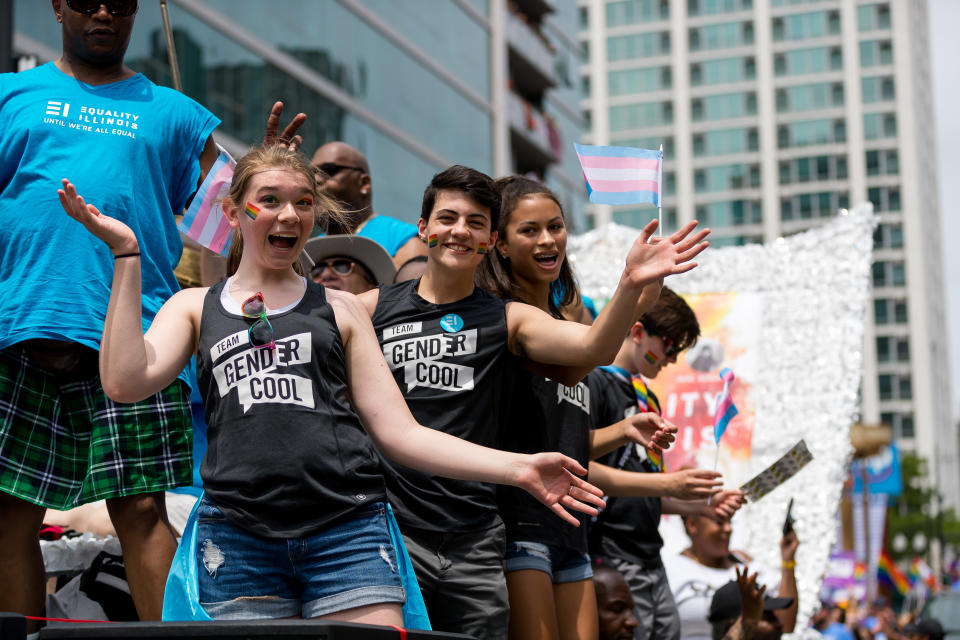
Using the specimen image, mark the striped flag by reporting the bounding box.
[713,368,738,444]
[878,551,910,595]
[573,143,662,206]
[178,149,236,256]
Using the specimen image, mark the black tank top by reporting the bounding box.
[498,366,592,551]
[196,280,385,538]
[372,280,515,532]
[586,367,664,564]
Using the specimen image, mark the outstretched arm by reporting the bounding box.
[589,413,677,460]
[589,463,722,499]
[59,180,201,402]
[662,489,744,520]
[331,289,605,526]
[507,220,708,368]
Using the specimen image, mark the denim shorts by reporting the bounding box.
[195,498,405,619]
[504,540,593,584]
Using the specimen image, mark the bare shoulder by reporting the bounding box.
[165,286,208,314]
[325,288,371,339]
[356,287,380,317]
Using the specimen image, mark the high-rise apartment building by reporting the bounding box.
[580,0,958,507]
[12,0,587,228]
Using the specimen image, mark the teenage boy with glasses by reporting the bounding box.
[0,0,302,629]
[311,141,427,277]
[585,288,745,640]
[356,166,710,639]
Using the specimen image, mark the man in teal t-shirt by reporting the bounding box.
[0,1,222,629]
[311,141,428,280]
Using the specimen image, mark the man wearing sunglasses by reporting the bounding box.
[585,288,744,640]
[0,1,306,630]
[311,141,427,279]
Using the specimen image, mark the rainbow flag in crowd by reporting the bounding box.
[854,561,867,581]
[573,143,662,206]
[877,551,910,594]
[178,149,236,256]
[909,557,939,589]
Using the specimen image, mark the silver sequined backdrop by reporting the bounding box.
[568,204,876,635]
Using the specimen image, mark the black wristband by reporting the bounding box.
[114,252,141,259]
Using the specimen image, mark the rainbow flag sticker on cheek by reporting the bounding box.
[428,234,438,248]
[245,202,260,220]
[477,242,488,255]
[643,350,658,365]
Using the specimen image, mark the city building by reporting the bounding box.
[579,0,958,508]
[11,0,587,228]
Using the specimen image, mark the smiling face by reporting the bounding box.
[418,189,496,273]
[54,0,136,68]
[685,514,733,565]
[227,169,316,271]
[497,194,567,287]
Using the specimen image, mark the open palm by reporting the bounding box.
[623,219,710,287]
[515,452,606,526]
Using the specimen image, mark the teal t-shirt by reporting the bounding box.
[0,63,219,380]
[358,214,418,257]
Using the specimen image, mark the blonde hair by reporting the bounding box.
[224,145,347,276]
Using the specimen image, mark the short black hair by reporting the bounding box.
[420,165,500,230]
[639,287,700,353]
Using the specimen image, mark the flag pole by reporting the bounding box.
[159,0,183,93]
[657,143,663,237]
[707,445,720,505]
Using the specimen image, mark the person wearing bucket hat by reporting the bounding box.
[301,235,397,295]
[708,569,793,640]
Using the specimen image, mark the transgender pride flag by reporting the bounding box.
[178,148,236,256]
[573,143,662,206]
[713,368,739,444]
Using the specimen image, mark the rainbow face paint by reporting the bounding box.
[643,350,658,365]
[428,234,438,248]
[245,202,260,220]
[477,242,488,255]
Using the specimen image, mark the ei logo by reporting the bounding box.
[45,100,70,117]
[439,314,464,333]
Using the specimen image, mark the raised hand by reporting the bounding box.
[706,489,745,521]
[58,179,138,255]
[622,219,710,288]
[780,529,799,563]
[513,452,606,526]
[735,566,765,629]
[665,468,723,500]
[623,412,677,451]
[263,101,307,151]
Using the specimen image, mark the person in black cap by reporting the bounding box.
[904,617,945,640]
[708,568,793,640]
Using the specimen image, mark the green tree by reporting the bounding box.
[886,453,960,566]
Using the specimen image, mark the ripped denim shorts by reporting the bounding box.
[195,497,405,619]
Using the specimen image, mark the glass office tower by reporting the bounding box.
[580,0,957,508]
[13,0,586,228]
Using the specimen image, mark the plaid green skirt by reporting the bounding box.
[0,344,193,509]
